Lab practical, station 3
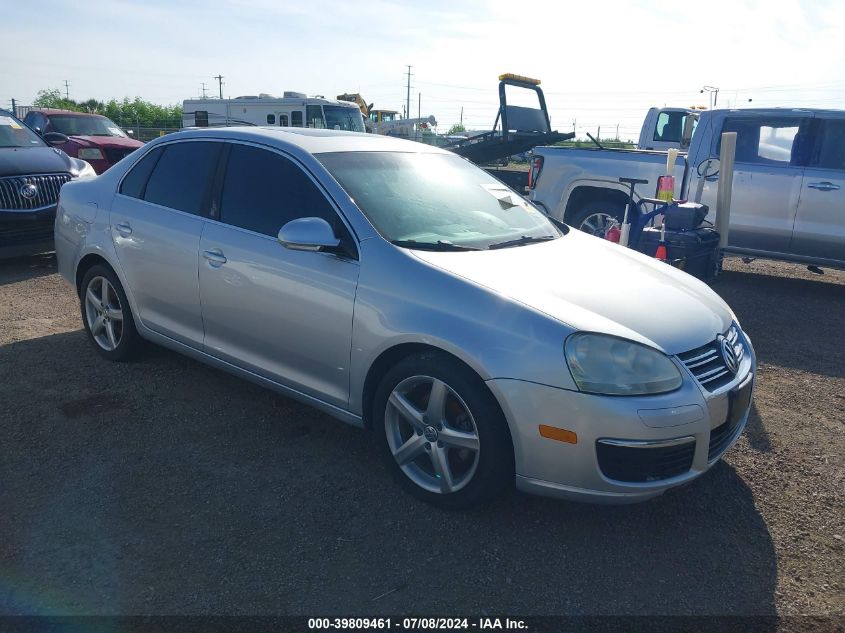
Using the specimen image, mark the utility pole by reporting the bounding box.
[616,124,619,141]
[460,107,463,126]
[405,65,412,122]
[201,82,208,98]
[418,92,421,119]
[214,75,224,99]
[10,98,16,117]
[597,125,601,140]
[63,80,70,100]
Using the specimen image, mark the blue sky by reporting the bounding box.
[2,0,844,139]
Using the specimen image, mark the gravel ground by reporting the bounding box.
[0,253,842,617]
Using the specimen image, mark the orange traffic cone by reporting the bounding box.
[655,242,668,262]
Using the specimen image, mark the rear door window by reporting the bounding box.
[143,141,222,215]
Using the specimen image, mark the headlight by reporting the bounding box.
[70,159,97,180]
[78,148,104,160]
[565,333,682,396]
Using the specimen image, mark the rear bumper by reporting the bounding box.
[0,207,57,258]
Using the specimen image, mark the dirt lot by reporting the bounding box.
[0,254,842,618]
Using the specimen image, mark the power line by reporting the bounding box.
[214,74,224,99]
[63,79,70,100]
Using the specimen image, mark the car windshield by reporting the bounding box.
[48,114,127,137]
[317,151,561,250]
[0,113,45,148]
[323,106,365,133]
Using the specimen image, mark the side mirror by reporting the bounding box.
[697,157,720,178]
[278,217,341,252]
[42,132,69,146]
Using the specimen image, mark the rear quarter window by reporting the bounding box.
[119,147,164,199]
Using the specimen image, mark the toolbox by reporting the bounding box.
[635,227,720,282]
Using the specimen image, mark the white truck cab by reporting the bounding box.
[638,107,700,151]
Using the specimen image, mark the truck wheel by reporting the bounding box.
[569,202,626,237]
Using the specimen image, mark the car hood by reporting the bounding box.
[68,135,144,149]
[410,230,732,355]
[0,145,77,176]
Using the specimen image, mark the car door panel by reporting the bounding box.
[698,114,810,254]
[199,223,358,406]
[792,117,845,263]
[111,196,205,344]
[109,140,221,346]
[197,142,359,407]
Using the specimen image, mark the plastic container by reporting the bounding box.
[664,202,709,232]
[635,227,720,282]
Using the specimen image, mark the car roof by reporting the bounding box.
[34,109,107,118]
[164,126,452,155]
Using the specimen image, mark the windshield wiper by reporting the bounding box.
[487,235,556,250]
[391,239,481,252]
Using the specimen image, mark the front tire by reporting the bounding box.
[373,352,514,509]
[80,264,141,361]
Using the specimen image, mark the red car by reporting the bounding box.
[23,109,144,174]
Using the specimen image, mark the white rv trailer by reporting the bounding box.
[182,92,366,132]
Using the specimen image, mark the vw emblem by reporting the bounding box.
[719,336,740,374]
[423,425,439,442]
[20,183,38,200]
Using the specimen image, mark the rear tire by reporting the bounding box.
[372,352,514,509]
[569,201,627,238]
[79,264,141,361]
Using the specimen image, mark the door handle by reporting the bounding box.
[114,222,132,237]
[203,249,227,266]
[807,181,840,191]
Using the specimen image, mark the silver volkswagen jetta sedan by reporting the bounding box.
[55,127,756,508]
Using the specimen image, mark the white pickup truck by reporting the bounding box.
[528,108,845,270]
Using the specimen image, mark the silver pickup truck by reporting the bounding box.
[528,108,845,270]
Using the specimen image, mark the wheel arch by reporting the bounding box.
[562,184,632,224]
[75,252,113,295]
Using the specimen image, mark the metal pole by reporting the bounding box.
[405,65,412,123]
[715,132,737,250]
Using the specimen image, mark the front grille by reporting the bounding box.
[104,147,136,164]
[0,219,54,247]
[677,325,745,391]
[0,173,72,211]
[596,438,695,483]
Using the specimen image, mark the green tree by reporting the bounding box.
[447,123,466,135]
[31,88,182,129]
[32,88,81,112]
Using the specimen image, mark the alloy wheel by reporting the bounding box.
[84,276,124,352]
[385,375,481,494]
[579,212,617,238]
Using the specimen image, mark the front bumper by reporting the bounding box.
[487,331,756,504]
[0,206,57,258]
